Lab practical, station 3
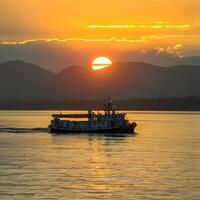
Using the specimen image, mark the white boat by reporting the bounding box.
[49,97,137,134]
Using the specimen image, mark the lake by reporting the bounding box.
[0,111,200,200]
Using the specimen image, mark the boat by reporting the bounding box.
[49,97,137,134]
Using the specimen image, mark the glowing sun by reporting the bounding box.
[92,57,112,70]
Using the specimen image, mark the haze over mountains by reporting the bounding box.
[0,60,199,102]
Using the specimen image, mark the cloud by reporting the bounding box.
[141,34,200,40]
[0,37,148,45]
[128,45,185,66]
[88,25,136,29]
[88,22,193,30]
[0,38,189,72]
[155,44,184,58]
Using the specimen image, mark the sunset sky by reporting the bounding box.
[1,0,200,71]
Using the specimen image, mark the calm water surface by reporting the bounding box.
[0,111,200,200]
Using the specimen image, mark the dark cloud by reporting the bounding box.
[0,40,196,72]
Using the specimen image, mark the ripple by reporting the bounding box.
[0,111,200,199]
[0,127,48,133]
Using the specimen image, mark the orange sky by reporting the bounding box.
[0,0,200,70]
[1,0,200,40]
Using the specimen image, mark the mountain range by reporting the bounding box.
[0,60,199,101]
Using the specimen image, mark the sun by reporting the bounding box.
[92,57,112,70]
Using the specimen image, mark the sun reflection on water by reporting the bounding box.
[0,111,200,199]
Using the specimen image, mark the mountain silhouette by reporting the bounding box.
[0,60,199,101]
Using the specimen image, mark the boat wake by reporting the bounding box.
[0,127,48,133]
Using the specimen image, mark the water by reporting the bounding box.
[0,111,200,200]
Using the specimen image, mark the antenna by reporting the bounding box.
[106,95,113,114]
[59,106,63,116]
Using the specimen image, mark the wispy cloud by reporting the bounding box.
[88,22,193,30]
[141,34,200,40]
[1,33,200,46]
[156,44,184,58]
[165,24,191,29]
[88,25,136,29]
[0,37,148,45]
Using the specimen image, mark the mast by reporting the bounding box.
[104,95,113,114]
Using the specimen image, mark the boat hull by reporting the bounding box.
[49,123,137,134]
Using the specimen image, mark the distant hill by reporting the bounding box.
[136,55,200,67]
[1,96,200,111]
[0,60,57,100]
[0,60,200,102]
[178,56,200,66]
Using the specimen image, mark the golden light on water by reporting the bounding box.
[92,57,112,70]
